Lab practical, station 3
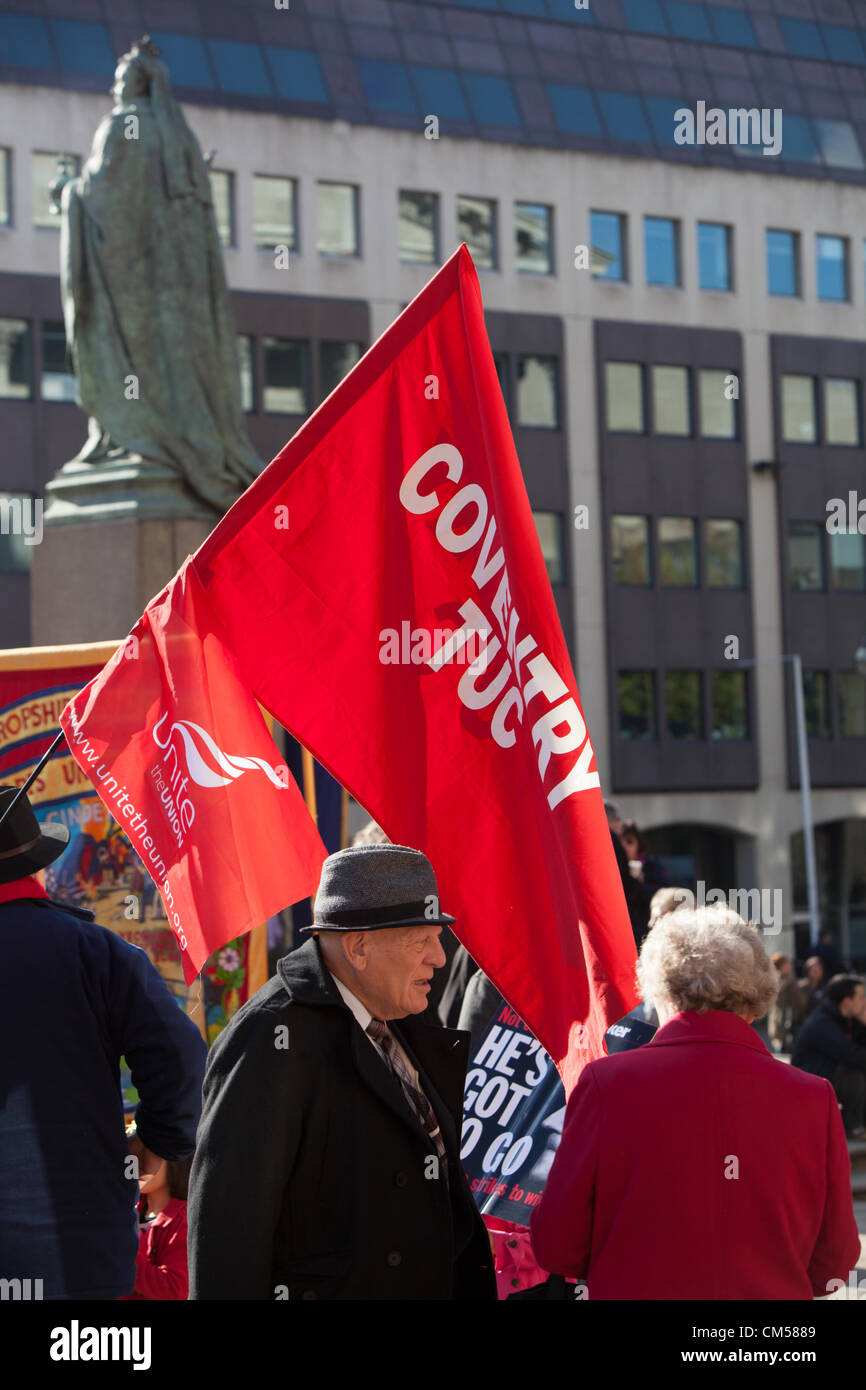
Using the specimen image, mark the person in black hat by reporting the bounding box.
[0,783,207,1300]
[187,843,496,1301]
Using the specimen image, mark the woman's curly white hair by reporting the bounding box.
[636,904,779,1019]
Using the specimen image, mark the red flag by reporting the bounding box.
[60,560,327,982]
[193,245,638,1091]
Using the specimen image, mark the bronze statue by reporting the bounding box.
[54,37,262,514]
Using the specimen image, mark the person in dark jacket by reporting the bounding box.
[0,784,207,1300]
[188,843,496,1301]
[791,975,866,1138]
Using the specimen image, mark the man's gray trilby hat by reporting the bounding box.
[302,844,456,932]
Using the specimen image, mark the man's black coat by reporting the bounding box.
[187,937,496,1300]
[791,998,866,1081]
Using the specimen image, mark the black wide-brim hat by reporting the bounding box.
[302,843,456,932]
[0,784,69,885]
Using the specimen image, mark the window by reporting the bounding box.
[824,378,860,446]
[150,31,214,89]
[267,46,328,103]
[237,336,254,413]
[780,19,826,60]
[621,0,667,34]
[788,522,824,591]
[839,673,866,737]
[814,121,864,172]
[781,375,817,444]
[399,190,438,264]
[779,115,821,166]
[698,369,737,439]
[766,230,798,298]
[209,40,272,96]
[659,517,697,587]
[0,493,36,574]
[463,73,522,128]
[0,319,31,399]
[605,362,644,433]
[410,67,469,121]
[547,84,603,137]
[597,91,652,143]
[705,520,743,588]
[41,322,76,402]
[711,671,748,741]
[209,170,234,248]
[830,532,866,591]
[644,217,679,287]
[618,671,655,741]
[457,196,496,269]
[32,152,78,229]
[515,203,552,275]
[665,2,711,41]
[516,356,558,428]
[0,148,10,226]
[816,235,848,302]
[317,183,358,257]
[697,223,731,292]
[611,515,651,585]
[263,338,309,414]
[652,365,690,436]
[707,7,757,48]
[0,13,54,69]
[320,341,363,399]
[590,211,626,281]
[822,25,866,66]
[665,671,702,740]
[532,512,564,584]
[53,19,115,76]
[253,176,296,251]
[803,671,830,739]
[357,59,417,114]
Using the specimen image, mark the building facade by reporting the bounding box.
[1,0,865,962]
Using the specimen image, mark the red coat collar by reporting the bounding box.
[647,1008,769,1054]
[0,876,49,906]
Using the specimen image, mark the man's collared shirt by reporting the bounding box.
[328,971,424,1093]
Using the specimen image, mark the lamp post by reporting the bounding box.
[737,653,820,947]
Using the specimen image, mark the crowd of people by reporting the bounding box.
[0,780,863,1302]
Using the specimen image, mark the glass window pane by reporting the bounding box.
[618,671,655,741]
[611,515,650,585]
[621,0,667,34]
[781,375,816,444]
[707,7,757,48]
[263,338,309,413]
[822,25,866,66]
[839,673,866,737]
[780,115,821,165]
[697,222,730,291]
[410,66,469,120]
[41,321,76,402]
[830,532,866,590]
[698,369,737,439]
[237,335,254,413]
[590,211,625,280]
[317,183,358,256]
[816,234,848,301]
[659,517,697,587]
[814,120,864,171]
[463,73,522,127]
[357,58,417,113]
[209,39,273,96]
[705,520,743,588]
[0,13,54,69]
[457,196,496,269]
[515,203,552,274]
[209,170,233,247]
[516,355,558,427]
[804,671,830,738]
[597,91,652,143]
[665,671,701,740]
[0,319,31,399]
[267,46,328,103]
[712,671,748,740]
[320,341,363,398]
[652,365,690,435]
[32,152,79,229]
[52,19,115,76]
[780,18,826,59]
[644,216,678,286]
[605,362,644,432]
[151,30,215,89]
[766,229,798,297]
[399,190,437,264]
[547,83,603,137]
[824,378,860,446]
[665,2,711,41]
[532,512,564,584]
[0,493,35,573]
[253,176,295,250]
[788,522,823,591]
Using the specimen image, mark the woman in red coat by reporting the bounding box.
[531,905,860,1300]
[121,1143,192,1300]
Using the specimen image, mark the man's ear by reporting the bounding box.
[341,930,368,972]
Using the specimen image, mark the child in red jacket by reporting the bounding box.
[122,1145,193,1300]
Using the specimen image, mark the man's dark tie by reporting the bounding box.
[366,1017,448,1183]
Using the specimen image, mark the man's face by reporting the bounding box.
[342,924,447,1020]
[840,984,865,1020]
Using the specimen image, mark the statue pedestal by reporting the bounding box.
[30,458,219,645]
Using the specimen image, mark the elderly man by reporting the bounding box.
[188,843,495,1300]
[531,905,860,1300]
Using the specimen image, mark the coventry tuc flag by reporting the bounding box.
[193,244,638,1089]
[60,563,327,982]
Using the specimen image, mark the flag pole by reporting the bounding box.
[340,785,349,849]
[301,747,318,823]
[0,729,67,829]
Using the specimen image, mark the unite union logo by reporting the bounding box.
[152,714,289,790]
